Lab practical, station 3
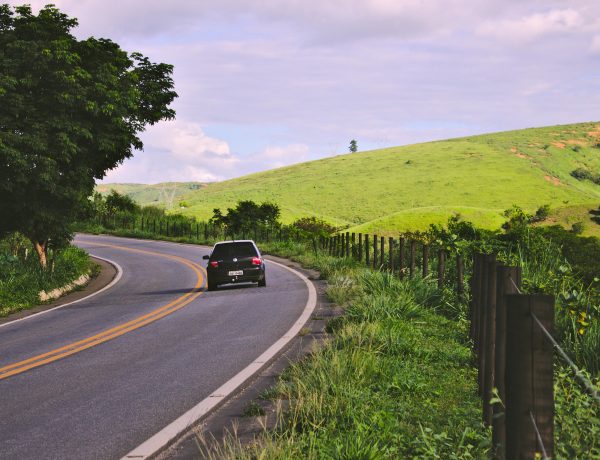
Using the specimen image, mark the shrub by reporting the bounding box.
[531,204,551,223]
[571,222,584,235]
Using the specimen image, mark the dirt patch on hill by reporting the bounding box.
[510,147,517,153]
[544,175,563,186]
[587,125,600,137]
[567,140,587,146]
[516,152,529,159]
[551,142,566,149]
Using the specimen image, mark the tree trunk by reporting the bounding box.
[32,240,48,269]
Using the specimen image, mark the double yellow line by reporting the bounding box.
[0,242,206,381]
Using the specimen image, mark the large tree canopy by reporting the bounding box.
[0,4,177,266]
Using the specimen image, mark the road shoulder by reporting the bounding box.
[0,256,118,326]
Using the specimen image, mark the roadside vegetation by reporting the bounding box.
[0,233,94,317]
[81,197,599,457]
[203,247,491,458]
[197,207,597,458]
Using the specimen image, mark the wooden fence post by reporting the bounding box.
[505,294,555,460]
[483,256,498,426]
[358,233,363,262]
[470,253,484,345]
[477,254,491,396]
[373,235,378,269]
[437,249,446,289]
[493,265,522,459]
[380,236,385,270]
[346,232,350,258]
[352,233,356,258]
[409,240,416,277]
[388,237,394,272]
[422,244,429,277]
[365,235,370,266]
[456,254,464,297]
[399,237,405,279]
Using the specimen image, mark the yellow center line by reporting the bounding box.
[0,242,206,381]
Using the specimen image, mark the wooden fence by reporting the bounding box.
[320,232,600,459]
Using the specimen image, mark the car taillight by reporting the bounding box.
[251,257,261,265]
[210,261,219,268]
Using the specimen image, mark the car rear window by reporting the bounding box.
[211,242,258,259]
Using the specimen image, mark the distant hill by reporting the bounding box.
[96,182,207,210]
[171,122,600,237]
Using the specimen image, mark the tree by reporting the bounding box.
[104,190,139,217]
[291,216,337,239]
[210,200,280,236]
[349,139,358,153]
[0,5,177,267]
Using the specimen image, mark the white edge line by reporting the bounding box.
[0,255,123,329]
[121,259,318,460]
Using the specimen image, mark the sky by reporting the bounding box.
[10,1,600,183]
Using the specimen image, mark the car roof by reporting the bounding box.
[213,240,256,245]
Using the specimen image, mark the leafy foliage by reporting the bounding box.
[0,4,177,266]
[210,200,280,236]
[570,167,600,185]
[290,216,337,239]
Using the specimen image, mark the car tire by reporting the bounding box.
[258,276,266,287]
[207,279,217,291]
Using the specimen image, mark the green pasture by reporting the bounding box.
[173,122,599,233]
[101,122,600,235]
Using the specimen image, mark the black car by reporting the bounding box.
[203,240,266,291]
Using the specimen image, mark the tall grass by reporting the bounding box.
[0,239,92,317]
[202,255,490,459]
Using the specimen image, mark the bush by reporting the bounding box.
[531,204,551,223]
[290,216,337,239]
[570,168,600,185]
[571,222,584,235]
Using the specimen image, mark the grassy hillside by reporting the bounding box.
[176,122,600,236]
[96,182,206,209]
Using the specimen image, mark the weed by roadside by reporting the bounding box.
[0,241,92,317]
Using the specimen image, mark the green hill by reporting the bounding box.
[96,182,206,209]
[174,122,600,236]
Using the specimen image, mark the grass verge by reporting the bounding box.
[201,241,491,458]
[0,242,95,317]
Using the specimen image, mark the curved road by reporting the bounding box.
[0,234,311,459]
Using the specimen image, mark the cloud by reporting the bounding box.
[7,1,600,184]
[102,120,237,183]
[591,35,600,54]
[255,144,310,169]
[477,9,583,43]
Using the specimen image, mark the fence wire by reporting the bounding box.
[529,411,549,460]
[531,312,600,404]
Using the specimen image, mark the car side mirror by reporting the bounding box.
[202,255,209,260]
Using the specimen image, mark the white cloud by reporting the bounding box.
[144,120,231,161]
[477,9,583,43]
[591,35,600,54]
[102,120,237,183]
[255,144,310,169]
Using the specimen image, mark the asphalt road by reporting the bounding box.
[0,234,310,459]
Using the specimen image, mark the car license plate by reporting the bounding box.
[228,270,243,276]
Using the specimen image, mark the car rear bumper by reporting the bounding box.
[208,267,265,285]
